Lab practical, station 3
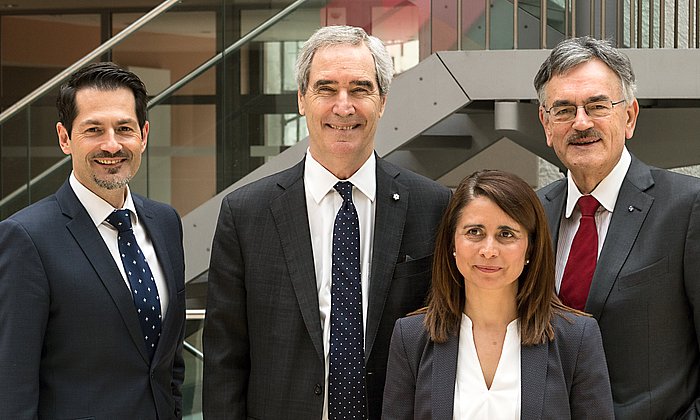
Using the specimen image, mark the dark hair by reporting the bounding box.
[423,170,574,345]
[56,62,148,138]
[534,36,636,106]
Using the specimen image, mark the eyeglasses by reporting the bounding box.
[544,99,626,123]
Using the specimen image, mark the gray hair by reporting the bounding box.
[294,25,394,96]
[534,36,636,106]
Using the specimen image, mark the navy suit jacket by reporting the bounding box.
[538,155,700,419]
[382,312,614,419]
[202,157,451,419]
[0,179,186,419]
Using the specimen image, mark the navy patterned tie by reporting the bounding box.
[106,209,162,360]
[329,181,367,419]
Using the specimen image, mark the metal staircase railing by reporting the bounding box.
[0,0,309,211]
[0,0,180,127]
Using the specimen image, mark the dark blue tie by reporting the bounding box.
[106,209,162,360]
[329,181,367,419]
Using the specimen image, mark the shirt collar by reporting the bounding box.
[304,150,376,204]
[565,146,631,217]
[69,172,139,227]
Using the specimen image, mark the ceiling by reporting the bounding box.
[0,0,291,13]
[0,1,163,12]
[0,1,300,38]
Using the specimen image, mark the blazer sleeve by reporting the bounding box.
[382,318,418,420]
[569,316,615,419]
[202,197,249,419]
[0,219,50,417]
[681,189,700,419]
[172,318,185,418]
[170,209,186,419]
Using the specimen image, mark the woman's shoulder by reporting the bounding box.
[396,313,426,328]
[551,310,602,343]
[393,314,431,350]
[395,313,428,339]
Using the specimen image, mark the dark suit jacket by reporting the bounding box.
[202,157,451,419]
[538,155,700,420]
[382,312,614,419]
[0,179,186,419]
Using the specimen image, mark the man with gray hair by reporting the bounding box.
[203,25,450,419]
[535,36,700,419]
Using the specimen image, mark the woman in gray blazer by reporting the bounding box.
[382,170,614,420]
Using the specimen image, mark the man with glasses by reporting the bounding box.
[535,36,700,419]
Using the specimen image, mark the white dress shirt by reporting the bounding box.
[454,314,521,419]
[304,151,377,420]
[555,147,632,291]
[69,173,169,318]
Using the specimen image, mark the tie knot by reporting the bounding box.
[578,195,600,217]
[106,209,133,233]
[334,181,354,202]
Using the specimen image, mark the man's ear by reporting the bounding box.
[297,90,306,116]
[538,106,554,148]
[140,120,149,152]
[625,98,640,140]
[57,122,71,155]
[378,95,387,118]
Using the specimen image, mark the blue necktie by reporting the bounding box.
[106,209,162,360]
[329,181,367,419]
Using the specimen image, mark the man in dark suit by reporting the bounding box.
[535,36,700,419]
[0,62,186,419]
[202,25,450,419]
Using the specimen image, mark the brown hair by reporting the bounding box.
[422,169,575,345]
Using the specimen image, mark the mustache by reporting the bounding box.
[92,151,129,159]
[567,128,603,143]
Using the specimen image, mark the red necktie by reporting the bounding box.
[560,195,600,311]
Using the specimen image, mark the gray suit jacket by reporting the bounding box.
[0,179,186,419]
[538,155,700,420]
[382,312,614,420]
[202,157,451,419]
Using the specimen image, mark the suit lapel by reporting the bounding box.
[585,158,654,318]
[57,181,150,363]
[269,162,325,361]
[542,180,567,246]
[365,159,408,360]
[432,335,458,419]
[135,196,180,362]
[520,340,548,420]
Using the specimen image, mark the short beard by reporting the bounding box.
[93,172,132,190]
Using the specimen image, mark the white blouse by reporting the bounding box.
[453,314,521,419]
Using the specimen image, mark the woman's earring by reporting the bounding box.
[525,259,530,265]
[453,251,456,257]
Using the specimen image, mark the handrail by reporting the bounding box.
[0,155,71,207]
[149,0,308,107]
[186,309,206,320]
[184,309,205,360]
[0,0,309,211]
[0,0,181,126]
[184,340,204,360]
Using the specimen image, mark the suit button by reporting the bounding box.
[314,384,322,395]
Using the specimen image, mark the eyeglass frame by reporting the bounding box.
[543,99,627,123]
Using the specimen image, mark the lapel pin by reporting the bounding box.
[628,206,634,212]
[392,193,400,201]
